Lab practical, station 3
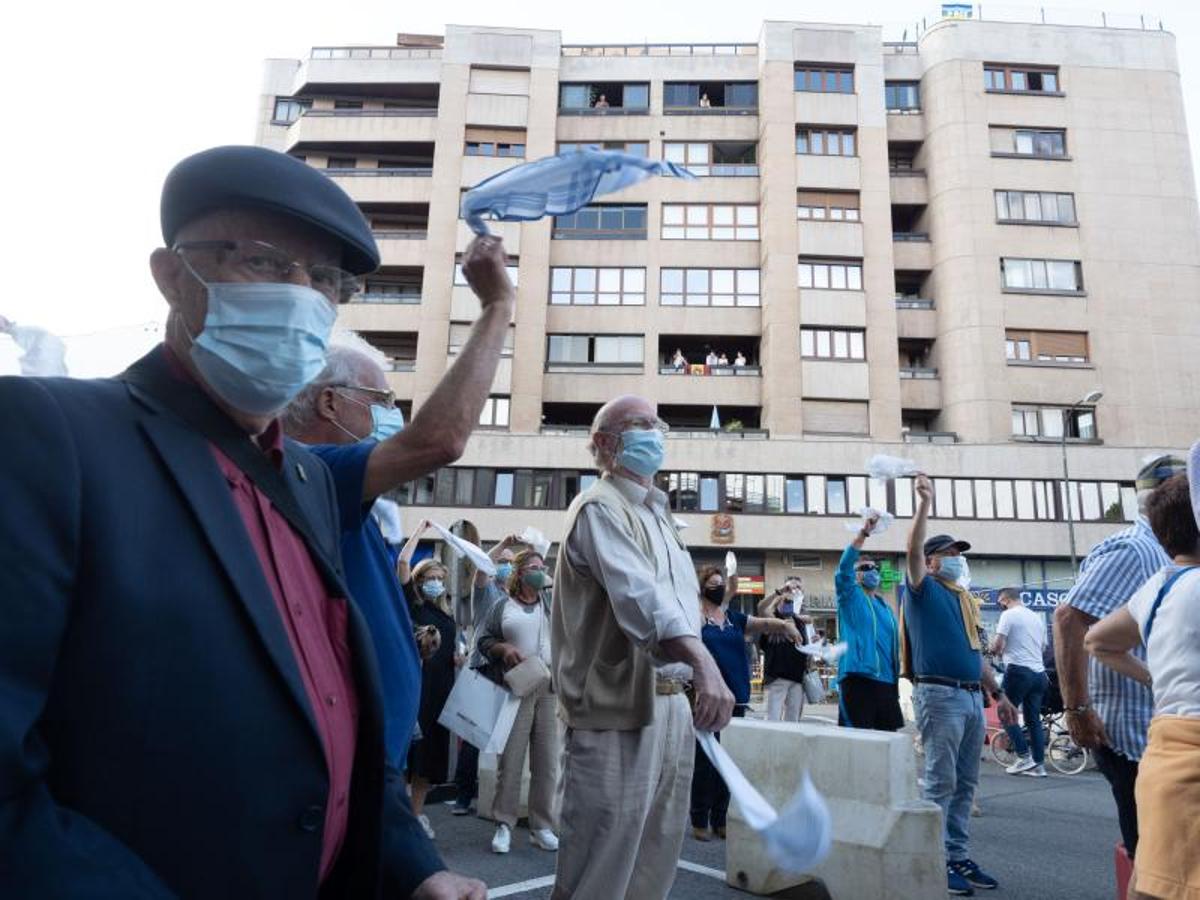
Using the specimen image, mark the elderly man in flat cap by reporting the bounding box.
[0,146,489,899]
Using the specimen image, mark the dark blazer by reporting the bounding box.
[0,349,442,898]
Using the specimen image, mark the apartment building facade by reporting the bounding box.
[257,17,1200,631]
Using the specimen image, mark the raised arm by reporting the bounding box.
[361,236,516,501]
[396,519,431,585]
[757,588,783,617]
[1084,607,1151,687]
[906,474,933,588]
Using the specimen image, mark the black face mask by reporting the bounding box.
[703,585,725,604]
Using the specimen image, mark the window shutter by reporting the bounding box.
[802,400,869,435]
[1034,331,1088,359]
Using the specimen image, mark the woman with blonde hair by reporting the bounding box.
[398,520,460,840]
[471,548,561,854]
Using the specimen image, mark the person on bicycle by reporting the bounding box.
[990,589,1050,777]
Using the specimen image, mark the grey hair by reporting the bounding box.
[586,399,629,471]
[281,330,388,434]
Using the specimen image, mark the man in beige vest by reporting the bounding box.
[550,395,734,900]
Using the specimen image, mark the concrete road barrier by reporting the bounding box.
[723,719,944,899]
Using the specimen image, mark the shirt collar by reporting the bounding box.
[606,472,668,513]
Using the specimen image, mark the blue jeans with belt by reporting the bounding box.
[1001,664,1049,764]
[914,682,984,863]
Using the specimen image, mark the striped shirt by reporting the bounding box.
[1065,517,1167,760]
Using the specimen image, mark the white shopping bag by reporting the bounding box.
[438,667,514,749]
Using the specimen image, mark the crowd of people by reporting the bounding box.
[670,347,749,370]
[1,142,1197,900]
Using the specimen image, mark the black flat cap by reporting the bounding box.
[924,534,971,557]
[160,145,379,275]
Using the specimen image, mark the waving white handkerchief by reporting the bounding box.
[696,731,832,872]
[865,454,921,481]
[428,522,496,576]
[843,506,895,535]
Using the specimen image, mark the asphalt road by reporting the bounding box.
[430,721,1120,900]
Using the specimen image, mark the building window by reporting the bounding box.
[479,395,510,428]
[558,141,649,158]
[1005,330,1088,364]
[552,205,647,239]
[801,328,866,360]
[550,267,646,305]
[885,81,920,111]
[448,322,515,357]
[984,65,1060,94]
[995,190,1076,224]
[1012,405,1098,440]
[990,127,1067,158]
[663,142,757,176]
[454,261,519,286]
[1001,258,1083,293]
[661,204,759,240]
[360,331,417,371]
[327,157,357,169]
[660,269,760,307]
[794,65,854,93]
[465,141,525,158]
[798,258,863,290]
[272,97,311,124]
[797,190,860,221]
[796,127,856,156]
[546,334,643,366]
[663,81,758,110]
[559,83,649,111]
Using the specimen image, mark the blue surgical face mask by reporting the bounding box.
[861,570,882,590]
[333,391,405,443]
[936,556,966,582]
[494,562,514,582]
[420,578,445,599]
[616,428,665,478]
[185,276,336,416]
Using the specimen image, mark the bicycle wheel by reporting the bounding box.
[1047,734,1089,775]
[990,729,1017,768]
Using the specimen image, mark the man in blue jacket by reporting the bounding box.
[0,145,482,899]
[834,514,904,731]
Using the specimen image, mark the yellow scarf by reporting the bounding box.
[898,577,983,680]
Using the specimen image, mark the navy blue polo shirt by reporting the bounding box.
[307,441,422,766]
[701,610,751,705]
[903,576,982,683]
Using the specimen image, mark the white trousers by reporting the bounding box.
[765,678,805,722]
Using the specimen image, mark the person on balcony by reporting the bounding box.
[699,93,712,108]
[733,351,747,368]
[716,353,729,367]
[705,350,719,368]
[592,94,609,109]
[671,349,687,371]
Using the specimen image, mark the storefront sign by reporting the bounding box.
[737,575,765,596]
[975,588,1071,610]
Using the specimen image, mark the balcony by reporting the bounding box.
[903,430,958,444]
[664,81,758,116]
[892,235,932,270]
[886,112,924,143]
[558,82,649,116]
[659,404,765,438]
[286,109,438,147]
[895,299,937,340]
[889,171,928,205]
[561,43,757,57]
[899,370,942,410]
[324,169,433,204]
[295,51,442,94]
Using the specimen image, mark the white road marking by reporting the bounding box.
[486,859,727,897]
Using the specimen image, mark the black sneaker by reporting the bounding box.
[450,799,472,816]
[950,859,998,890]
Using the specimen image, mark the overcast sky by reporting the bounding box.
[1,0,1192,375]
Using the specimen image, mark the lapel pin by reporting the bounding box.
[296,463,307,483]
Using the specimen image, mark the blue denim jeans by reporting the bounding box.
[914,683,984,862]
[1001,664,1049,764]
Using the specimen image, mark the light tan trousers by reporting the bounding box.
[493,685,561,831]
[552,693,694,900]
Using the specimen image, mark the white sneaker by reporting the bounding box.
[491,823,512,854]
[530,828,560,851]
[417,813,435,840]
[1022,764,1048,778]
[1006,755,1037,775]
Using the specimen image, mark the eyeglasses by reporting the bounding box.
[608,416,670,436]
[174,239,362,305]
[856,564,879,573]
[332,384,397,408]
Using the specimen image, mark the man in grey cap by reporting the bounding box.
[1055,453,1186,862]
[904,474,1016,896]
[0,146,485,899]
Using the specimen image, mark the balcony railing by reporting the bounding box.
[323,167,433,177]
[310,46,441,59]
[302,108,438,117]
[682,164,759,176]
[899,367,939,379]
[658,365,761,376]
[903,431,958,444]
[350,292,422,305]
[372,230,428,240]
[667,428,769,440]
[562,43,757,57]
[889,167,927,177]
[557,106,649,117]
[663,106,758,117]
[895,297,935,309]
[894,232,931,242]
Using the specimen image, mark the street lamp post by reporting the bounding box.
[1061,389,1104,575]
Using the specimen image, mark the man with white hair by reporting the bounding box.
[550,394,734,900]
[284,235,515,777]
[1054,453,1187,861]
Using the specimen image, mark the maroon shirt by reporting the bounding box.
[210,430,359,883]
